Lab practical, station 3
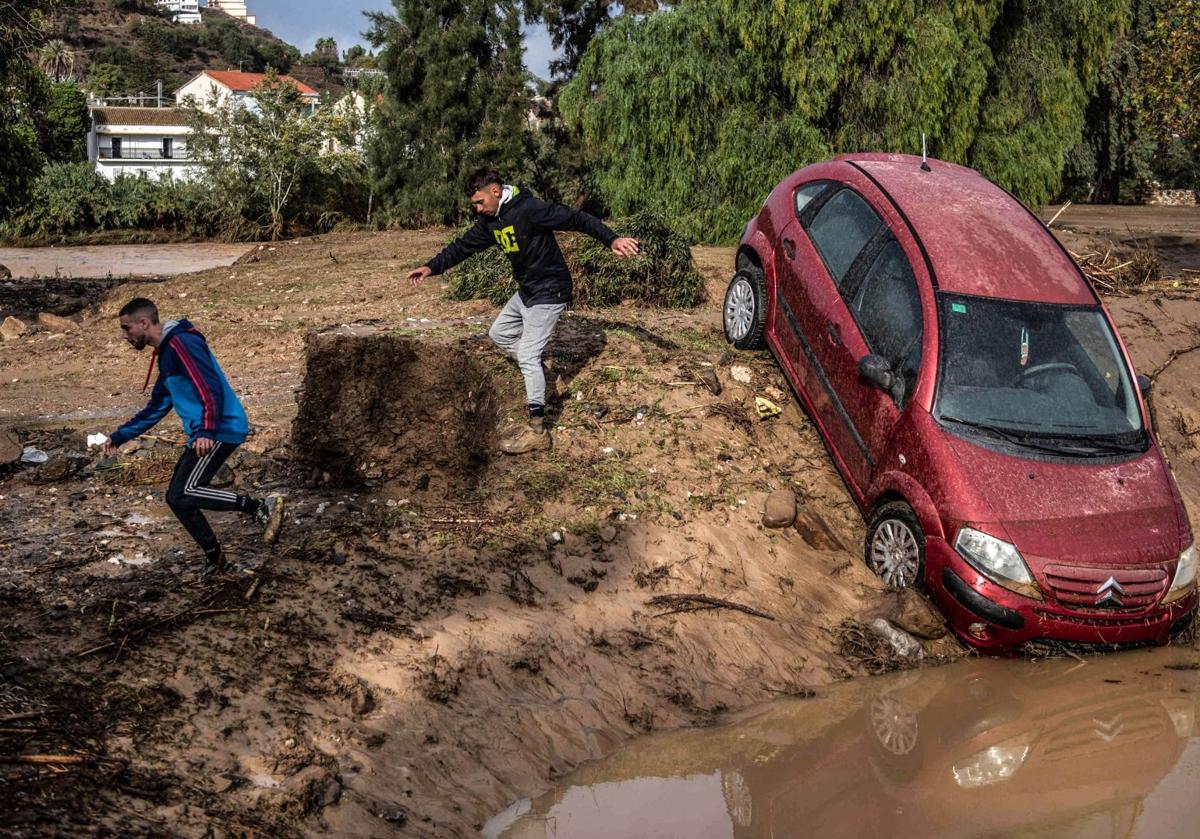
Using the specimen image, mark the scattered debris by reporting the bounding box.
[648,593,775,621]
[888,588,947,640]
[729,365,753,385]
[869,618,925,660]
[755,397,782,419]
[20,446,48,465]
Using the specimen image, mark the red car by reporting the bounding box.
[724,153,1196,652]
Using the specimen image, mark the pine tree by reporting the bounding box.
[367,0,531,225]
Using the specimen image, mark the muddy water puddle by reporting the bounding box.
[487,647,1200,838]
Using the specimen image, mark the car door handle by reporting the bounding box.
[782,238,796,260]
[825,319,842,346]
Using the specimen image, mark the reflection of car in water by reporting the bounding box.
[723,153,1196,652]
[728,659,1195,837]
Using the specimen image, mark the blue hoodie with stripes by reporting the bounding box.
[109,319,248,448]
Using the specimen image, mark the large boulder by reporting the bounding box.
[37,312,79,332]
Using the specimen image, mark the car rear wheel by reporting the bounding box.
[723,267,767,350]
[865,502,926,589]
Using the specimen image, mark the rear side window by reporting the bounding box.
[807,188,882,288]
[793,182,830,217]
[851,240,923,400]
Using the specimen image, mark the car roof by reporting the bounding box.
[830,153,1096,306]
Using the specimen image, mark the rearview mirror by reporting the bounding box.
[859,354,905,404]
[1137,374,1152,397]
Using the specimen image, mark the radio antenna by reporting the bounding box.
[920,133,931,172]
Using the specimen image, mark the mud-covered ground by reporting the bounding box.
[0,212,1198,836]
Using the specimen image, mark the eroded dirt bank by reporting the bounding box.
[0,218,1197,836]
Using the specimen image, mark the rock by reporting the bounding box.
[118,440,142,455]
[598,525,617,543]
[0,428,21,464]
[868,618,925,659]
[694,367,722,395]
[730,365,753,385]
[348,727,388,749]
[37,312,78,332]
[377,808,407,825]
[889,589,947,640]
[319,778,342,807]
[0,264,10,279]
[546,530,564,546]
[762,489,798,528]
[212,774,237,794]
[1,316,27,342]
[211,463,235,488]
[349,682,374,716]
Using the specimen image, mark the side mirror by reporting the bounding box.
[1136,374,1152,397]
[859,354,905,403]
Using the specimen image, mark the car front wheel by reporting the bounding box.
[723,267,767,350]
[865,501,926,589]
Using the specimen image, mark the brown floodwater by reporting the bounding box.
[486,646,1200,838]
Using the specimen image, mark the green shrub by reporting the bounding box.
[445,211,705,309]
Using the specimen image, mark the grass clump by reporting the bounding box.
[445,211,705,309]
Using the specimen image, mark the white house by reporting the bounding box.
[87,106,200,182]
[175,69,320,115]
[207,0,256,26]
[155,0,201,24]
[325,91,382,153]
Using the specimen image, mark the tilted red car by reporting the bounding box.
[724,153,1196,652]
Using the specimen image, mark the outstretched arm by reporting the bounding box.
[526,198,640,257]
[105,375,172,452]
[407,218,494,285]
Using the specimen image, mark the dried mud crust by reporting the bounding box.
[291,329,516,493]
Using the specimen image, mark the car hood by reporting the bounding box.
[942,432,1185,566]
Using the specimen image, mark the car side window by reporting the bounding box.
[793,182,830,218]
[851,240,923,402]
[807,188,883,288]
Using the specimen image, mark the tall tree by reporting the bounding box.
[562,0,1135,241]
[366,0,531,225]
[183,71,342,239]
[1,0,60,217]
[523,0,662,78]
[37,38,74,82]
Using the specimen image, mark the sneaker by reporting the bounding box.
[500,419,552,455]
[201,551,228,579]
[257,495,285,545]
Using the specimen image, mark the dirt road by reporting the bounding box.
[0,220,1197,836]
[0,243,251,280]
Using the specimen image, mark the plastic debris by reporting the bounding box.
[755,397,782,419]
[730,365,753,384]
[86,433,108,449]
[20,447,48,464]
[868,618,926,660]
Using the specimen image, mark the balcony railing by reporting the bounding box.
[98,149,191,161]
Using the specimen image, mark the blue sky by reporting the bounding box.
[219,0,558,79]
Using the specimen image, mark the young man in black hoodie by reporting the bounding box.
[407,169,639,453]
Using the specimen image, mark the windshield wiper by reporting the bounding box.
[938,416,1131,457]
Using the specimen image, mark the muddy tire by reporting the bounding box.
[865,502,926,590]
[723,267,767,350]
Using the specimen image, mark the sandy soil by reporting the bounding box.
[0,217,1197,837]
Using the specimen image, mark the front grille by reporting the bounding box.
[1043,564,1168,611]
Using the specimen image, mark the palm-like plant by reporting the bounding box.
[38,39,75,83]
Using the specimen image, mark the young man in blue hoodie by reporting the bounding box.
[407,168,640,454]
[102,298,283,577]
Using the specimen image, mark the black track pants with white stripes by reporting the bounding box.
[166,441,256,558]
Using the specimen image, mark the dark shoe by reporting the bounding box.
[259,495,285,545]
[500,419,552,455]
[201,551,228,579]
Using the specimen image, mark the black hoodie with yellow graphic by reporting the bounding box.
[425,186,618,306]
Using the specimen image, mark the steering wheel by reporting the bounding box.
[1009,362,1079,388]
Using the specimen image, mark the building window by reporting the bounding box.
[162,137,173,159]
[111,137,122,159]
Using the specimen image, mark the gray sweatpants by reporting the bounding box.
[488,292,566,409]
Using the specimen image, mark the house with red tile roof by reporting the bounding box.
[175,70,320,114]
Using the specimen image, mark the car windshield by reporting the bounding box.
[934,293,1144,450]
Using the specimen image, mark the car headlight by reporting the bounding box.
[1164,542,1197,604]
[954,527,1042,600]
[951,733,1034,788]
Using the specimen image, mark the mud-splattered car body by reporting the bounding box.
[725,153,1196,652]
